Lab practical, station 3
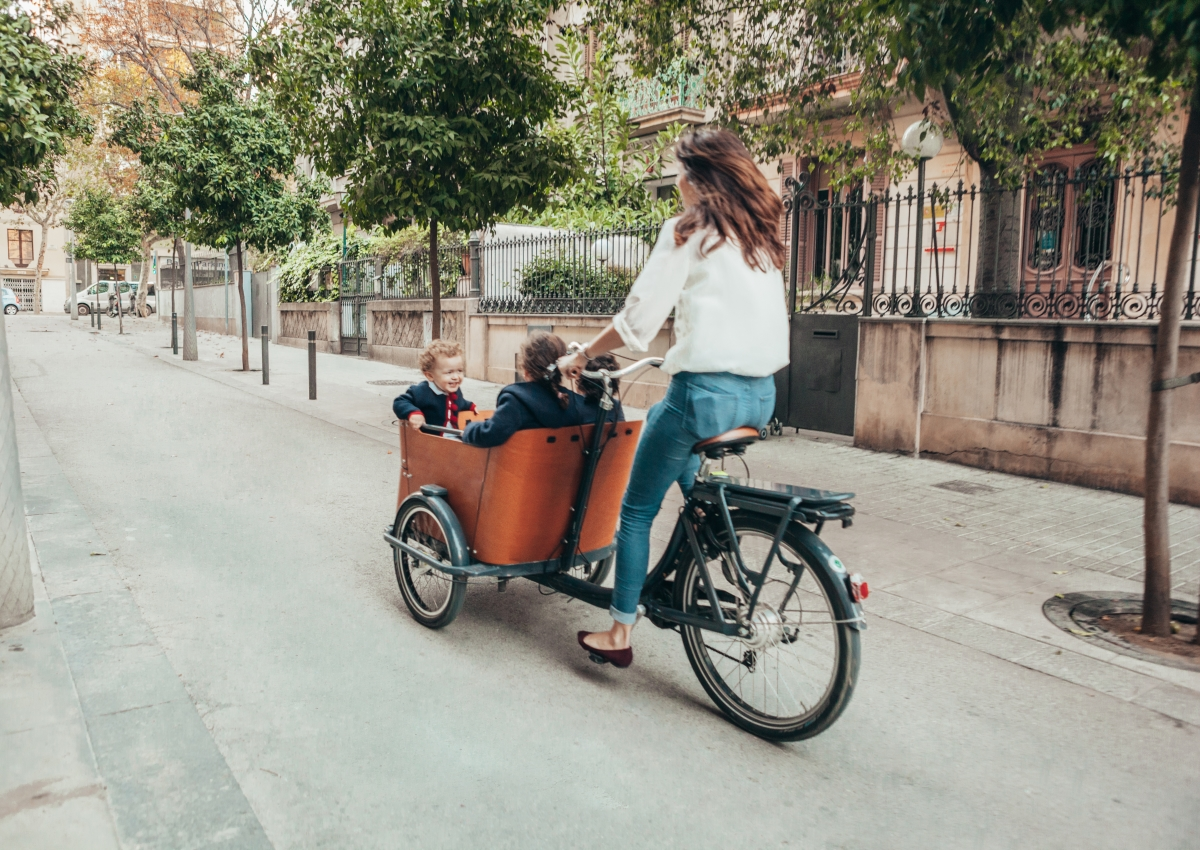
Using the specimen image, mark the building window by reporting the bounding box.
[7,229,33,268]
[1026,165,1067,271]
[1073,160,1115,270]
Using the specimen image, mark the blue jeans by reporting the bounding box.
[610,372,777,624]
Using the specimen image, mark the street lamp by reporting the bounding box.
[591,238,612,265]
[901,120,944,312]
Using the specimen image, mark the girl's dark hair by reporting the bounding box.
[674,128,786,272]
[519,331,570,409]
[579,353,620,404]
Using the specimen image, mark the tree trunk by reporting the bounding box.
[33,223,47,315]
[135,239,151,317]
[972,176,1023,304]
[1142,78,1200,638]
[115,265,125,334]
[429,219,441,340]
[236,241,249,371]
[172,237,180,318]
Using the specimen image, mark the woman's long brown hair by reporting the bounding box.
[673,128,786,272]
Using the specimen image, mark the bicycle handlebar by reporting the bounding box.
[580,356,664,381]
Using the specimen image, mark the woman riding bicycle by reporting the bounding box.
[558,128,789,667]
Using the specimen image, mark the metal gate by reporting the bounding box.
[773,172,876,436]
[774,314,860,436]
[339,260,376,356]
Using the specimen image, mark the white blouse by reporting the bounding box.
[613,217,790,377]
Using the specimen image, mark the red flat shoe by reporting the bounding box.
[578,631,633,668]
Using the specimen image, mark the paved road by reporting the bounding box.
[8,316,1199,849]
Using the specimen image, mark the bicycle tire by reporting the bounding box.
[674,512,860,741]
[393,504,467,629]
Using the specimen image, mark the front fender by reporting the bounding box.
[395,493,471,568]
[790,523,867,631]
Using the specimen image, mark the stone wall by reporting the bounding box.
[278,302,339,353]
[855,318,1200,505]
[367,299,468,368]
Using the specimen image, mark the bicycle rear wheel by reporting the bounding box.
[393,503,466,629]
[675,513,860,741]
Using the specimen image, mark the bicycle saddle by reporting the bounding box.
[692,426,761,459]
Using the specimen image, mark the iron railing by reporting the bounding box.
[337,247,469,300]
[620,64,706,120]
[159,258,228,288]
[781,165,1198,321]
[476,224,658,314]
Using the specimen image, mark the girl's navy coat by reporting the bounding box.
[462,382,624,448]
[392,381,475,428]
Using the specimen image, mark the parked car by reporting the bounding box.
[65,282,155,316]
[2,288,19,315]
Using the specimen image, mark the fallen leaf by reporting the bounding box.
[89,552,104,556]
[1069,628,1092,637]
[1055,593,1065,599]
[1052,570,1067,575]
[955,522,965,527]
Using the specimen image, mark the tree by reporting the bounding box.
[10,164,71,315]
[0,5,91,206]
[115,53,324,369]
[126,163,185,317]
[0,4,89,629]
[63,188,142,333]
[254,0,575,338]
[1038,0,1200,639]
[597,0,1178,294]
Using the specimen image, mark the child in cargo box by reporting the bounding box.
[392,339,477,430]
[461,332,623,448]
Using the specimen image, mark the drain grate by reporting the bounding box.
[932,480,1000,496]
[367,379,407,386]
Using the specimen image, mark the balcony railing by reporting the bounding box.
[619,70,705,120]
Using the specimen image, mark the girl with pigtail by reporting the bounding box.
[461,332,624,448]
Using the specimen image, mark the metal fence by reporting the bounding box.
[159,258,228,288]
[477,224,658,314]
[782,165,1198,321]
[338,247,469,300]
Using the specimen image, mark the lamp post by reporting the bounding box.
[901,120,944,315]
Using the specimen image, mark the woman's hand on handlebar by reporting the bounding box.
[556,349,588,382]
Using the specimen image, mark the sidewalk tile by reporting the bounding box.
[1018,645,1160,702]
[934,563,1047,597]
[884,574,1003,615]
[1132,682,1200,727]
[864,591,954,630]
[922,616,1045,663]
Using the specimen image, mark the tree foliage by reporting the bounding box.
[595,0,1181,187]
[63,188,142,266]
[504,28,682,228]
[113,53,324,256]
[252,0,574,235]
[0,5,91,206]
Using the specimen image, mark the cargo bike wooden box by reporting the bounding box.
[384,359,868,741]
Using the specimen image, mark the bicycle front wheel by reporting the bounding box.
[675,513,860,741]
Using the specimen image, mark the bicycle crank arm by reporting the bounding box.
[642,601,744,636]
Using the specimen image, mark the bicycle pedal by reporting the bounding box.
[587,652,610,665]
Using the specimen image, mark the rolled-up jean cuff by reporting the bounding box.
[609,605,639,626]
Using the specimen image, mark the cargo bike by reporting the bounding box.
[384,358,867,741]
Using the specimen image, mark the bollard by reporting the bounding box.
[307,330,316,400]
[90,308,94,328]
[261,325,269,385]
[172,312,178,355]
[97,308,101,330]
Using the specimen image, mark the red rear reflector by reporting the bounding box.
[849,574,869,602]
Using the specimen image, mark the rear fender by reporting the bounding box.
[789,523,867,632]
[396,493,471,568]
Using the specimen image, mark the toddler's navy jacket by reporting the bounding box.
[392,381,476,428]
